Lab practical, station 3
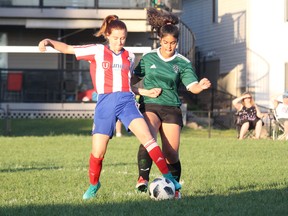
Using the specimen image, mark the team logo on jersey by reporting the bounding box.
[102,61,110,70]
[150,64,156,69]
[112,63,130,71]
[173,65,179,73]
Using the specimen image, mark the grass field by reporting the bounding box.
[0,119,287,216]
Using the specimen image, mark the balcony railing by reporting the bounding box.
[0,0,181,9]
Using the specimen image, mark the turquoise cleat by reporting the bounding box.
[83,182,101,200]
[163,173,181,191]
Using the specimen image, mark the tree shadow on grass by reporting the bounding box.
[0,119,135,137]
[0,119,233,138]
[1,188,287,216]
[0,119,93,137]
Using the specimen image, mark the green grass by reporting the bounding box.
[0,119,287,216]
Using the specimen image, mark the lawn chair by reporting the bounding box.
[3,72,24,101]
[271,109,285,140]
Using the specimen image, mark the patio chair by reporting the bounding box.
[271,109,285,140]
[3,72,23,101]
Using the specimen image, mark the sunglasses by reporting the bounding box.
[244,97,252,99]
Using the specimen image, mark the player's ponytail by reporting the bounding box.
[146,7,179,40]
[95,15,127,38]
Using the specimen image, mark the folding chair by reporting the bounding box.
[4,72,23,101]
[271,109,285,140]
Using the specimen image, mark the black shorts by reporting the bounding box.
[241,118,264,130]
[139,103,183,127]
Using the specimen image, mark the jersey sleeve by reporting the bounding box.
[180,63,199,90]
[133,55,146,79]
[73,44,98,62]
[128,51,135,72]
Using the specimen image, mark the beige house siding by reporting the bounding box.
[181,0,247,97]
[246,0,288,106]
[182,0,288,108]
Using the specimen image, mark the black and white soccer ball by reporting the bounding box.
[148,177,175,200]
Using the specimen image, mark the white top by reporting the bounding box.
[275,102,288,119]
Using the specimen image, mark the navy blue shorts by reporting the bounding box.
[92,92,143,138]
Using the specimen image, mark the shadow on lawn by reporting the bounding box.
[0,119,235,138]
[0,119,93,137]
[1,188,287,216]
[0,119,136,137]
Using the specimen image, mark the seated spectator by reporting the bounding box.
[232,92,265,140]
[273,91,288,140]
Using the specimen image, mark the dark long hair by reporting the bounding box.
[146,7,179,40]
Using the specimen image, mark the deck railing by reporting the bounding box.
[178,20,196,64]
[0,0,182,9]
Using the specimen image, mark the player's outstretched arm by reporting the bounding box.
[38,38,75,54]
[188,78,211,94]
[132,86,162,98]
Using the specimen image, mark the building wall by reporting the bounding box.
[181,0,247,97]
[247,0,288,106]
[0,2,179,103]
[181,0,288,108]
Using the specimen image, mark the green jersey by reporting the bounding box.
[134,48,199,107]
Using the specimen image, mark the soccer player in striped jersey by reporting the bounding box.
[38,14,181,200]
[132,8,211,199]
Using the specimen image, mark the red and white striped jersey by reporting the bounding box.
[73,44,135,94]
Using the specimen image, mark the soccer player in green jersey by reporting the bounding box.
[132,8,211,199]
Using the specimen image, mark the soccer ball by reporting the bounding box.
[149,177,175,200]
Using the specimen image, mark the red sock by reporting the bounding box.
[143,139,169,175]
[89,154,103,185]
